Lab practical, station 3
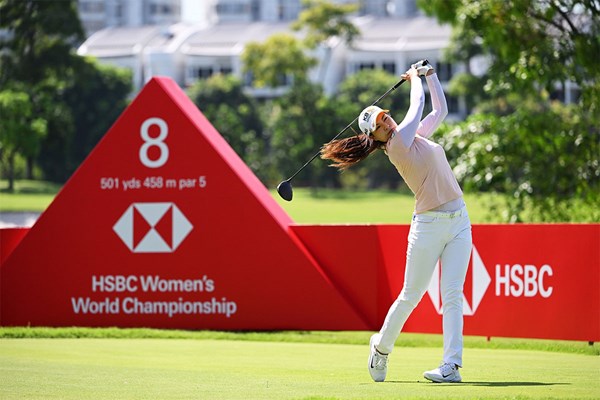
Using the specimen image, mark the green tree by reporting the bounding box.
[0,90,47,191]
[241,34,317,88]
[292,0,360,48]
[269,79,341,187]
[439,22,490,113]
[0,0,84,182]
[241,0,363,187]
[436,95,599,222]
[419,0,600,222]
[37,58,132,182]
[187,74,268,179]
[418,0,600,109]
[0,0,84,86]
[1,0,132,183]
[65,58,132,175]
[292,0,359,82]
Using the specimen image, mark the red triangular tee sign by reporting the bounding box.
[0,77,368,330]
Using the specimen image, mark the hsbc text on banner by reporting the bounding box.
[292,224,600,342]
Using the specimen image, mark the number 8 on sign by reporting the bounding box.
[140,117,169,168]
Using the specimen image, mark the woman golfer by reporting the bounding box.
[321,64,472,383]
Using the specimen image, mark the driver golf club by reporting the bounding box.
[276,59,429,201]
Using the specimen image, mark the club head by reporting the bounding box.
[276,180,293,201]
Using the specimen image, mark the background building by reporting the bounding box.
[78,0,186,35]
[77,0,472,116]
[77,0,423,35]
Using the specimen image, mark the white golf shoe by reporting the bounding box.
[368,334,388,382]
[423,362,462,383]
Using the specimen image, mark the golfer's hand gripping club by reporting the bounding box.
[411,59,433,76]
[276,60,429,201]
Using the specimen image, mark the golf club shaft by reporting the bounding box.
[285,78,407,182]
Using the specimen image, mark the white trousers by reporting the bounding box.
[375,206,472,367]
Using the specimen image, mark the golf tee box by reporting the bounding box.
[0,76,367,330]
[1,77,598,342]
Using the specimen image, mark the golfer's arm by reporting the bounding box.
[417,74,448,138]
[389,77,425,150]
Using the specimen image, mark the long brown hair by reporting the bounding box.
[320,134,383,170]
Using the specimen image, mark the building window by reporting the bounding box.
[275,73,292,86]
[251,0,260,20]
[243,71,291,87]
[190,65,233,81]
[549,88,563,102]
[244,71,254,86]
[358,62,375,71]
[550,82,581,104]
[79,1,105,13]
[447,94,459,114]
[83,20,105,34]
[197,67,214,79]
[216,2,250,15]
[280,0,301,21]
[382,62,396,75]
[436,62,453,81]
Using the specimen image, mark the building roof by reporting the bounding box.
[78,26,164,57]
[77,16,451,58]
[351,16,451,52]
[181,22,302,56]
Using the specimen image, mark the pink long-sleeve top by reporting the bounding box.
[385,74,463,213]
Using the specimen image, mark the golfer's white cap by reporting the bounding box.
[358,105,389,135]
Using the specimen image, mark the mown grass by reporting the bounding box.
[1,179,506,223]
[1,338,598,400]
[272,187,507,224]
[2,180,598,223]
[0,180,61,212]
[0,327,597,356]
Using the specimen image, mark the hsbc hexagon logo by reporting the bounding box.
[427,246,491,316]
[113,202,193,253]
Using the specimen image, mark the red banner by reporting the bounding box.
[292,224,600,342]
[0,228,29,265]
[0,77,366,331]
[1,77,598,341]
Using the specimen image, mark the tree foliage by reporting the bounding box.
[0,90,47,190]
[292,0,360,48]
[241,34,317,88]
[419,0,599,221]
[38,58,132,182]
[269,79,342,187]
[418,0,600,109]
[242,0,359,89]
[0,0,84,184]
[0,0,131,184]
[187,74,269,179]
[242,0,361,186]
[0,0,84,86]
[436,94,599,222]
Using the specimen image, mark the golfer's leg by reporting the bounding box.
[440,217,472,367]
[377,220,445,354]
